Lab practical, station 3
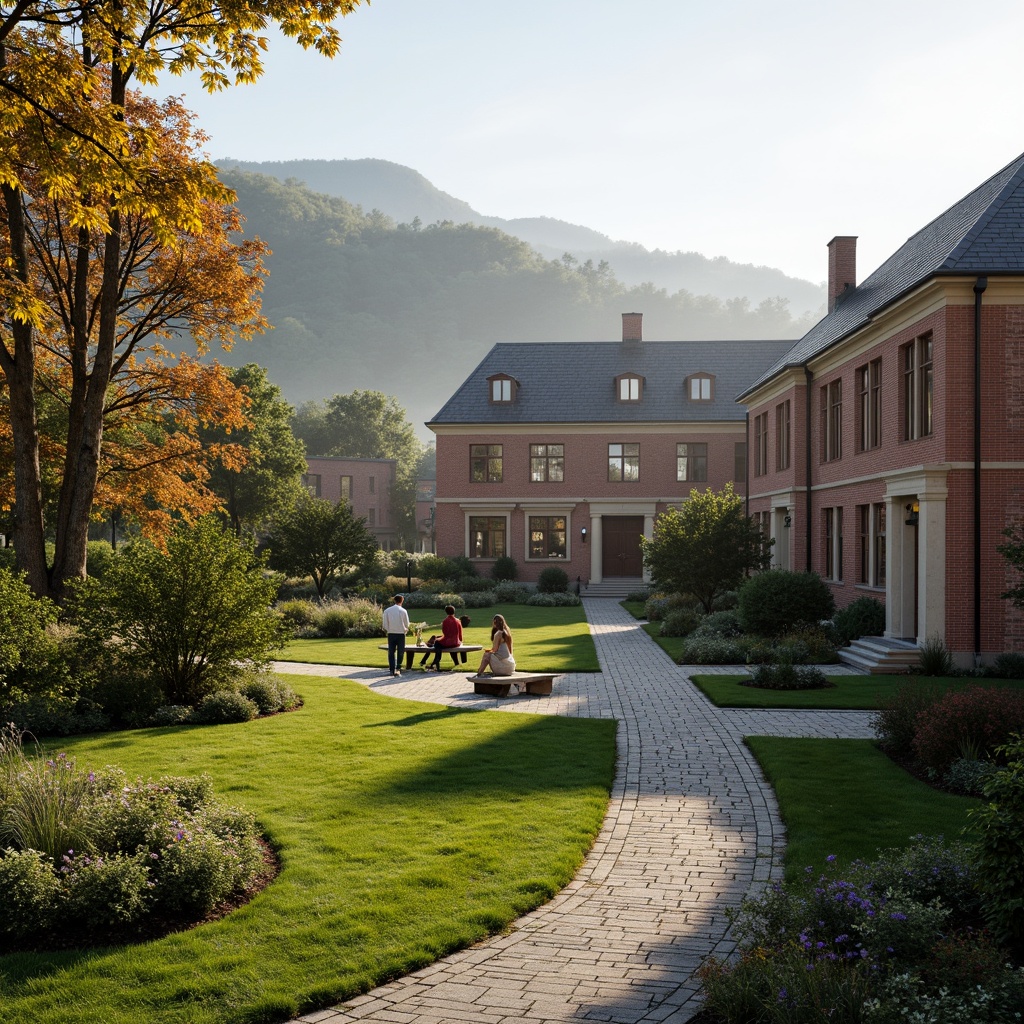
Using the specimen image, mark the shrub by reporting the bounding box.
[72,517,287,707]
[456,575,494,593]
[493,581,530,604]
[746,662,832,690]
[310,597,383,638]
[190,691,258,725]
[872,679,943,755]
[912,686,1024,773]
[62,851,151,929]
[660,607,702,638]
[971,738,1024,946]
[0,568,59,699]
[917,634,955,676]
[536,566,570,593]
[678,633,746,665]
[491,555,517,581]
[699,610,743,637]
[314,606,351,638]
[624,588,651,603]
[643,595,671,621]
[993,652,1024,680]
[415,554,461,583]
[461,590,498,608]
[383,574,421,593]
[275,599,318,630]
[944,757,998,796]
[833,596,886,644]
[777,624,841,664]
[238,673,286,714]
[85,540,117,579]
[712,590,739,611]
[150,705,194,727]
[526,591,581,607]
[737,569,836,636]
[0,849,61,940]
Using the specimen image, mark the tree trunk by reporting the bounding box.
[0,180,50,596]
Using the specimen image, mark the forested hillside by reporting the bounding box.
[218,170,819,433]
[220,157,826,310]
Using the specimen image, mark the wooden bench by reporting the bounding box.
[469,672,557,697]
[378,643,483,671]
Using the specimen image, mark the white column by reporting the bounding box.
[590,514,603,584]
[884,495,902,639]
[917,489,947,644]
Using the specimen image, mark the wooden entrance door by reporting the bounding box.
[602,516,644,577]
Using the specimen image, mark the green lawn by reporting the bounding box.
[0,676,616,1024]
[746,737,979,881]
[281,604,599,672]
[692,673,1024,709]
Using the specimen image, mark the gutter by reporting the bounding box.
[744,411,750,516]
[804,365,813,572]
[973,276,988,665]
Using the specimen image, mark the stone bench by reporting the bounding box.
[469,672,557,698]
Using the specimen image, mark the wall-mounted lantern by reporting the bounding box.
[783,515,792,529]
[581,526,588,543]
[905,501,920,526]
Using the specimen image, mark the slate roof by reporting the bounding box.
[739,150,1024,399]
[427,339,794,426]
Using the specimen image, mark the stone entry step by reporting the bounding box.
[838,636,920,674]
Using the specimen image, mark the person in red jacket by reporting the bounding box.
[429,605,463,670]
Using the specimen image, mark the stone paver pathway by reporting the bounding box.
[274,599,874,1024]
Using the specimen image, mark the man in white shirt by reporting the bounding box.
[381,594,410,676]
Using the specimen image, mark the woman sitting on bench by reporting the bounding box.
[477,614,515,676]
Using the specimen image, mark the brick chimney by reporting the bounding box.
[622,312,643,342]
[827,236,857,313]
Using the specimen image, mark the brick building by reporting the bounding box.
[302,456,399,550]
[427,318,791,591]
[739,152,1024,664]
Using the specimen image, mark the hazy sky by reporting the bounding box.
[155,0,1024,285]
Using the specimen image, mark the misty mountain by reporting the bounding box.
[210,170,819,436]
[218,158,826,315]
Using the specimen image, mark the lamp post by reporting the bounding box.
[406,559,413,594]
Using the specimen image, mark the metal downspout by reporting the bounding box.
[804,366,813,571]
[973,276,988,665]
[744,411,750,516]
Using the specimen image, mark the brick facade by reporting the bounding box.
[302,456,399,550]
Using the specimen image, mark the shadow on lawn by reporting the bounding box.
[363,712,616,801]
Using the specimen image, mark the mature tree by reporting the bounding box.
[0,0,365,599]
[74,517,286,706]
[642,483,772,613]
[203,364,307,536]
[267,492,377,599]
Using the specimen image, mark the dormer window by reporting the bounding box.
[615,373,644,402]
[488,373,517,404]
[686,373,715,402]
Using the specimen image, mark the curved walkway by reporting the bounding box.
[275,599,874,1024]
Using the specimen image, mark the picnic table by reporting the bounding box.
[378,643,483,671]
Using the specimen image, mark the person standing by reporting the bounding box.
[382,594,410,676]
[429,604,463,670]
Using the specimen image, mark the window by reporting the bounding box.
[753,413,768,476]
[858,358,882,451]
[470,444,502,483]
[368,475,375,495]
[616,374,644,402]
[529,516,567,559]
[775,400,791,471]
[530,444,564,482]
[608,443,639,482]
[858,503,886,586]
[874,504,886,587]
[488,374,517,404]
[340,475,352,500]
[301,473,321,497]
[824,506,843,581]
[821,380,842,462]
[734,441,747,485]
[368,508,376,527]
[687,374,714,402]
[469,516,506,558]
[676,442,707,482]
[903,334,933,440]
